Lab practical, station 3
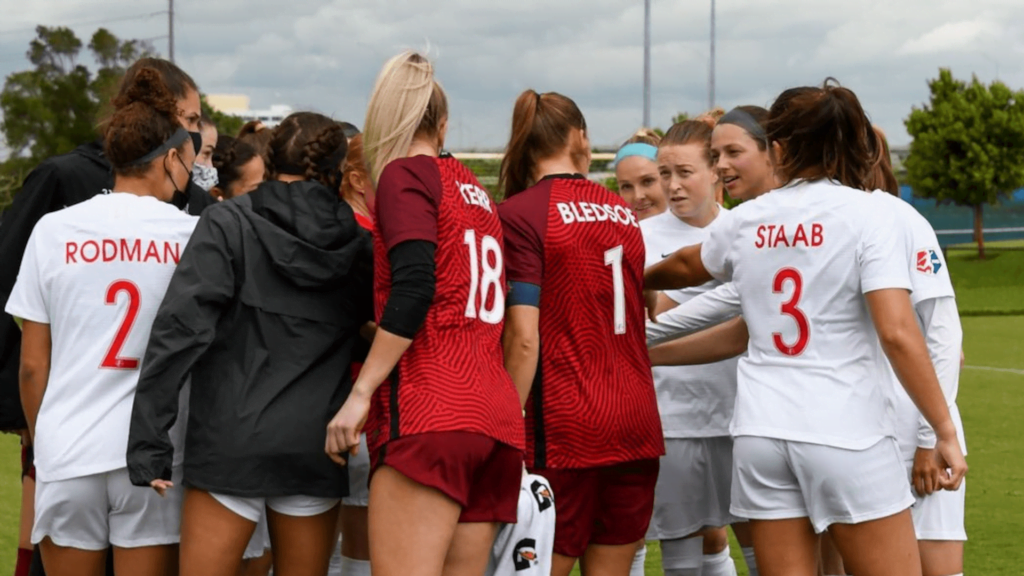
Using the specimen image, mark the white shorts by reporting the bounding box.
[341,434,370,507]
[905,461,967,541]
[243,515,271,560]
[210,492,340,524]
[487,473,556,576]
[648,437,739,540]
[32,466,184,550]
[731,436,914,534]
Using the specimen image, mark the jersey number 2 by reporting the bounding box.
[464,230,505,324]
[101,280,141,369]
[772,268,809,356]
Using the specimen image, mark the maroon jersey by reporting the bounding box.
[367,154,525,454]
[499,175,664,469]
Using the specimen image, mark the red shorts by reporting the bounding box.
[372,431,523,523]
[532,459,659,558]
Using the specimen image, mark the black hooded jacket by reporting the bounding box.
[0,141,215,430]
[126,179,372,497]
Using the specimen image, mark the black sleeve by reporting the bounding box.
[379,240,436,339]
[126,209,236,485]
[0,162,65,431]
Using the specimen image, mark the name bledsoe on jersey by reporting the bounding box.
[556,202,639,228]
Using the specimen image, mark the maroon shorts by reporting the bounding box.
[372,431,523,523]
[532,459,659,558]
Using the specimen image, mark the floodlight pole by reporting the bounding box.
[168,0,175,63]
[643,0,651,127]
[709,0,715,110]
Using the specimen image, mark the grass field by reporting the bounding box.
[946,240,1024,315]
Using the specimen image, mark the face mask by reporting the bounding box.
[192,163,219,191]
[165,154,191,205]
[189,131,203,156]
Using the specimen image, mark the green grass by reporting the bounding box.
[946,240,1024,314]
[1,327,1021,574]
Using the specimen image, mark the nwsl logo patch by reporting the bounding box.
[916,249,942,275]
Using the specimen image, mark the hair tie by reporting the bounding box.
[719,108,767,145]
[611,143,658,168]
[127,128,189,166]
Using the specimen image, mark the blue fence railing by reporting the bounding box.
[901,186,1024,246]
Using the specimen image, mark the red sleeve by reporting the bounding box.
[497,183,550,286]
[375,156,443,251]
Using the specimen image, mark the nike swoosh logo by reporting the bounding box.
[661,253,674,258]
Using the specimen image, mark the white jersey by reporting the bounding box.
[486,474,555,576]
[647,281,741,346]
[700,180,911,449]
[641,210,738,438]
[5,193,198,482]
[872,192,966,459]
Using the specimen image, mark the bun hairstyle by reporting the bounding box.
[268,112,347,190]
[212,136,261,199]
[364,51,448,184]
[718,105,769,151]
[766,78,881,190]
[104,67,187,176]
[625,127,661,147]
[660,114,718,166]
[499,90,588,198]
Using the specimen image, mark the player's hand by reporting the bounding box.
[150,479,173,497]
[932,435,967,491]
[912,447,941,496]
[644,290,659,323]
[960,349,965,369]
[325,388,370,466]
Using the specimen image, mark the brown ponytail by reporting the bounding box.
[499,90,587,198]
[766,78,881,190]
[302,123,348,191]
[104,67,185,176]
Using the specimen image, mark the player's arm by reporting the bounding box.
[18,320,50,442]
[127,212,235,487]
[647,282,742,346]
[643,244,712,290]
[648,316,748,367]
[326,158,441,464]
[503,284,541,408]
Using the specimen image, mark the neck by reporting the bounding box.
[533,154,582,182]
[342,191,371,220]
[276,174,304,183]
[112,174,168,201]
[408,135,440,158]
[679,202,720,228]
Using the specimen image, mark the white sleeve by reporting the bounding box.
[699,209,737,282]
[914,296,963,449]
[858,207,912,294]
[4,226,50,324]
[906,220,954,305]
[647,283,742,345]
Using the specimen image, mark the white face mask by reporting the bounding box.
[192,162,219,191]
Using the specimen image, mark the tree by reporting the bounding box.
[904,68,1024,259]
[0,26,152,165]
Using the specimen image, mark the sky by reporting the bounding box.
[0,0,1022,150]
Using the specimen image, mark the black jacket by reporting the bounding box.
[0,141,215,430]
[127,180,373,498]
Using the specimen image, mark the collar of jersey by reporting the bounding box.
[539,173,586,182]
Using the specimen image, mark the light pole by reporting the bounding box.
[708,0,715,110]
[643,0,651,127]
[168,0,175,63]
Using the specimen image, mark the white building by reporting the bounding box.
[206,95,293,128]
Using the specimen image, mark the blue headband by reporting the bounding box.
[612,143,658,167]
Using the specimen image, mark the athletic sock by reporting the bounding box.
[630,544,647,576]
[340,557,371,576]
[327,545,343,576]
[701,547,737,576]
[661,537,703,576]
[741,546,759,576]
[15,548,32,576]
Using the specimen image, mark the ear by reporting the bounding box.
[210,186,225,201]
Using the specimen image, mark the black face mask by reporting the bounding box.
[165,154,191,207]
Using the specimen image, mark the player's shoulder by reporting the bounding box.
[380,155,442,185]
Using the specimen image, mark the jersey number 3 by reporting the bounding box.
[101,280,141,370]
[772,268,809,356]
[464,230,505,324]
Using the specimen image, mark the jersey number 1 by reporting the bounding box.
[604,246,626,335]
[464,230,505,324]
[772,268,809,356]
[101,280,141,369]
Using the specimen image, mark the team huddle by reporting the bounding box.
[0,49,967,576]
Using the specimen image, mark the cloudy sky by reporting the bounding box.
[0,0,1022,150]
